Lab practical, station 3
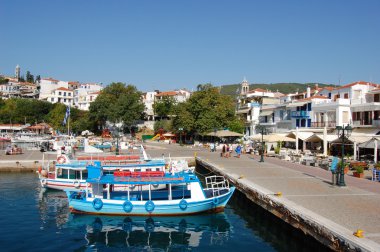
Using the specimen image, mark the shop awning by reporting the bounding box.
[304,133,338,143]
[286,102,308,108]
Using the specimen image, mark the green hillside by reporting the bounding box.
[220,83,335,97]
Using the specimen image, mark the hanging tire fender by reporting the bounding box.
[179,199,188,210]
[92,198,103,210]
[145,200,155,213]
[123,200,133,213]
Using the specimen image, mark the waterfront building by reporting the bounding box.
[312,81,379,129]
[236,78,283,136]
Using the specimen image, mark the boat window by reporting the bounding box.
[82,171,88,179]
[61,169,69,179]
[57,168,63,178]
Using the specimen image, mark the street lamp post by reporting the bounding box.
[179,128,183,146]
[336,124,352,186]
[213,128,217,152]
[114,121,123,156]
[256,125,266,162]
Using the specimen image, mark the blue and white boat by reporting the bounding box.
[66,162,235,216]
[38,159,168,191]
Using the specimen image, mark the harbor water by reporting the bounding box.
[0,172,330,251]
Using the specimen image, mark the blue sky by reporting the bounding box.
[1,0,379,91]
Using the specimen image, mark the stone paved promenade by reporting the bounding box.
[1,142,380,251]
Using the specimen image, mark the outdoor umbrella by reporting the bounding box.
[206,129,243,137]
[251,134,295,142]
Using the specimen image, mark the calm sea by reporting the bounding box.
[0,172,330,252]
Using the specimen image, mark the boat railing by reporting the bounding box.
[205,175,230,197]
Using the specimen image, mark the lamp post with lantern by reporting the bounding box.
[336,124,352,186]
[256,125,267,162]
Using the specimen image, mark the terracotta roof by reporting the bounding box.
[55,87,72,91]
[298,95,329,102]
[323,86,335,91]
[336,81,379,90]
[68,81,80,85]
[42,77,59,82]
[156,91,178,97]
[89,91,100,95]
[253,88,267,92]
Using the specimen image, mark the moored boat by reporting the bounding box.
[66,162,235,216]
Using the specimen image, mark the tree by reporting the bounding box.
[153,96,176,120]
[172,85,236,135]
[153,119,173,132]
[26,71,34,83]
[89,82,145,131]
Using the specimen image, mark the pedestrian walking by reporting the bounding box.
[221,144,226,157]
[235,144,242,158]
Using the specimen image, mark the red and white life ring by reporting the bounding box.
[57,155,66,164]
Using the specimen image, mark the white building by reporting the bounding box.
[142,91,157,121]
[236,78,284,136]
[39,78,69,100]
[74,83,103,110]
[47,87,74,106]
[312,81,380,128]
[155,89,191,103]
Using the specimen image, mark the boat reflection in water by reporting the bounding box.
[65,213,231,250]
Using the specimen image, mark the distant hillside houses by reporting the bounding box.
[0,65,104,111]
[1,66,193,117]
[236,78,380,136]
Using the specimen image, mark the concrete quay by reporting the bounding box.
[144,142,380,252]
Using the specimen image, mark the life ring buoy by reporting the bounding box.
[212,197,219,205]
[145,200,155,213]
[179,199,188,210]
[57,155,66,164]
[41,179,47,186]
[73,180,80,189]
[123,200,133,213]
[92,198,103,210]
[37,166,42,173]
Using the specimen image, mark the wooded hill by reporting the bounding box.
[220,82,336,97]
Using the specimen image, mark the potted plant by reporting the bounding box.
[375,163,380,170]
[353,166,364,178]
[337,160,349,174]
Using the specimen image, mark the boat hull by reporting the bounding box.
[66,187,235,216]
